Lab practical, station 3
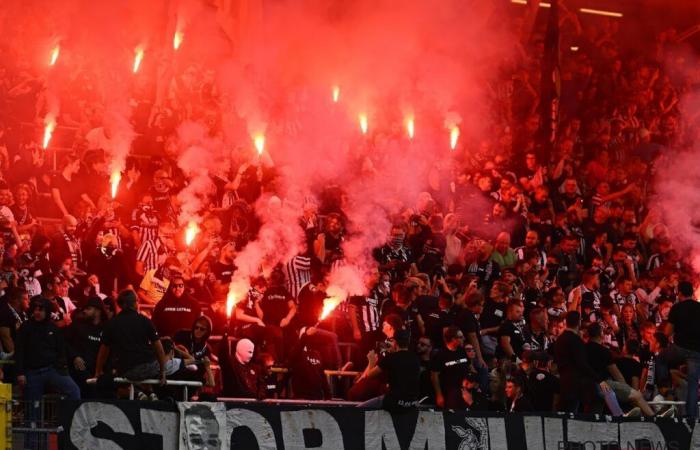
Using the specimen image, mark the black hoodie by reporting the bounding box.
[15,299,69,375]
[152,290,202,338]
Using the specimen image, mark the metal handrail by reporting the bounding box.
[86,377,202,401]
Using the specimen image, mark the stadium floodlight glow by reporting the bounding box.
[579,8,623,18]
[511,0,551,8]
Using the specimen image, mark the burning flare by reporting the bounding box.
[185,221,200,246]
[133,47,144,73]
[359,113,368,135]
[332,86,340,103]
[110,171,121,199]
[253,134,265,156]
[450,126,460,150]
[226,290,238,319]
[406,117,415,140]
[49,45,60,66]
[42,115,56,149]
[173,31,184,50]
[319,296,343,322]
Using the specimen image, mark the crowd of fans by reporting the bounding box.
[1,6,700,419]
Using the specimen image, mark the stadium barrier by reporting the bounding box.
[59,400,700,450]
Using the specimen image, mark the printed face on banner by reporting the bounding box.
[179,403,226,450]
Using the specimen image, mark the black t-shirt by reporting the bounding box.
[456,309,482,348]
[260,285,292,327]
[296,284,325,328]
[379,350,421,409]
[585,341,613,382]
[65,320,103,368]
[430,347,470,406]
[527,369,559,412]
[615,356,642,386]
[101,309,159,373]
[52,174,82,213]
[480,299,506,330]
[173,330,211,361]
[669,300,700,352]
[497,320,527,359]
[210,261,236,284]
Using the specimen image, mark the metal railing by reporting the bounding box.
[12,394,61,450]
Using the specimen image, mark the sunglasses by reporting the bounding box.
[193,325,207,331]
[465,347,475,351]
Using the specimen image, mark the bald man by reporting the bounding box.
[219,338,261,398]
[50,215,82,270]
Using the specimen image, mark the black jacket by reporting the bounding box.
[16,303,69,375]
[66,319,103,371]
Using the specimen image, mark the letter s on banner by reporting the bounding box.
[281,410,344,450]
[227,408,278,450]
[364,410,445,450]
[70,403,134,450]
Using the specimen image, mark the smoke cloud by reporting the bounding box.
[4,0,520,300]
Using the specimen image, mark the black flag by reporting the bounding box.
[538,0,560,157]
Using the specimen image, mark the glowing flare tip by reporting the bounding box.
[110,172,121,199]
[49,45,60,66]
[332,86,340,103]
[42,117,56,149]
[173,31,184,50]
[185,222,200,246]
[450,126,460,150]
[133,47,144,73]
[319,297,343,321]
[406,117,415,140]
[226,291,237,319]
[359,114,368,135]
[253,134,265,156]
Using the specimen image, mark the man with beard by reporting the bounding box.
[66,297,105,398]
[50,215,83,271]
[515,230,547,270]
[211,242,236,289]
